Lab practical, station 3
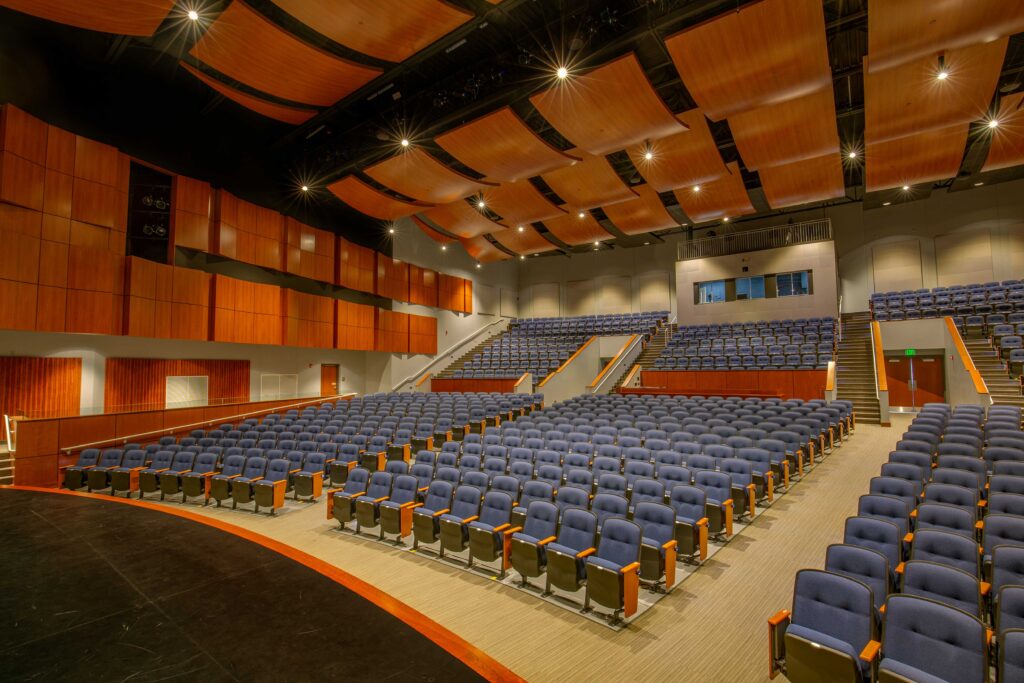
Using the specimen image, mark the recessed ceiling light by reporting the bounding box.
[593,241,600,246]
[644,150,653,161]
[388,227,395,234]
[988,119,1000,129]
[301,185,309,192]
[476,263,481,268]
[441,245,447,251]
[477,199,485,209]
[883,201,891,206]
[936,70,948,80]
[520,255,525,260]
[578,212,585,218]
[848,151,857,159]
[643,241,650,245]
[556,66,569,79]
[974,181,985,186]
[723,217,729,222]
[187,9,199,21]
[517,225,524,233]
[902,185,910,191]
[693,185,701,193]
[400,138,410,147]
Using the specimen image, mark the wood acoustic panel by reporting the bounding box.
[664,0,832,121]
[867,0,1024,72]
[540,149,637,211]
[758,153,846,209]
[438,273,468,313]
[171,174,212,252]
[627,109,726,192]
[865,124,970,192]
[180,62,317,125]
[459,235,510,263]
[481,180,565,226]
[336,299,375,351]
[422,199,504,239]
[327,175,432,220]
[74,136,127,190]
[337,237,376,293]
[864,40,1007,145]
[640,369,826,401]
[1,104,47,164]
[728,87,840,171]
[435,107,578,182]
[375,252,410,301]
[374,309,409,353]
[411,215,456,243]
[0,0,176,36]
[530,53,686,155]
[542,209,612,246]
[283,289,334,348]
[104,359,250,413]
[190,0,381,107]
[489,225,557,255]
[0,356,81,419]
[270,0,471,63]
[284,217,334,282]
[408,264,439,307]
[408,313,438,355]
[364,147,496,204]
[0,151,44,211]
[600,184,677,235]
[671,161,754,223]
[983,92,1024,172]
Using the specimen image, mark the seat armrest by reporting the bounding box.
[576,547,596,559]
[662,539,678,551]
[461,515,479,523]
[432,508,450,517]
[372,496,389,503]
[537,535,556,546]
[400,501,419,508]
[768,609,791,626]
[493,523,511,533]
[697,517,708,527]
[859,640,881,663]
[289,468,302,474]
[981,581,991,596]
[895,561,905,574]
[903,532,914,543]
[506,526,523,534]
[620,561,640,574]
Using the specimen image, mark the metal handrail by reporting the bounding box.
[391,318,507,391]
[678,218,832,260]
[589,334,642,393]
[58,393,357,453]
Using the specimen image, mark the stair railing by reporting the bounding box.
[391,317,508,392]
[871,320,890,425]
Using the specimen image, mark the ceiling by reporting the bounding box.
[2,0,1024,258]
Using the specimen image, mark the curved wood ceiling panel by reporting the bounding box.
[865,124,970,192]
[460,235,510,263]
[0,0,175,36]
[180,63,317,125]
[365,147,496,204]
[530,53,687,155]
[601,184,677,235]
[481,180,565,226]
[758,154,846,209]
[490,225,556,255]
[269,0,472,63]
[412,215,455,243]
[671,162,754,223]
[542,210,613,246]
[728,88,840,171]
[864,40,1007,145]
[627,109,727,192]
[983,93,1024,172]
[664,0,831,121]
[327,176,432,219]
[422,200,504,239]
[540,149,637,210]
[867,0,1024,73]
[190,1,381,107]
[435,107,579,182]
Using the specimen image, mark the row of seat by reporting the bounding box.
[658,319,837,370]
[512,311,667,336]
[769,402,1024,683]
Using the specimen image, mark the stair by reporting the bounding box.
[963,338,1024,407]
[836,312,881,423]
[0,444,12,485]
[435,334,507,379]
[613,322,676,389]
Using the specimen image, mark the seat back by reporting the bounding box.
[880,594,987,683]
[596,518,642,568]
[669,485,705,523]
[790,569,873,660]
[218,454,245,476]
[901,560,981,617]
[912,529,981,577]
[555,508,597,552]
[844,516,900,573]
[450,485,482,520]
[365,471,392,499]
[916,502,975,539]
[97,449,124,468]
[554,486,589,513]
[591,493,628,528]
[633,502,675,547]
[170,451,195,472]
[389,474,418,506]
[984,514,1024,558]
[478,491,513,527]
[120,449,147,469]
[695,470,731,504]
[522,500,559,540]
[518,480,554,509]
[422,480,454,513]
[824,544,889,613]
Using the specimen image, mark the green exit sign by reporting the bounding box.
[905,348,916,356]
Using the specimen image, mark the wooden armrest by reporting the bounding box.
[576,547,597,559]
[199,471,216,477]
[981,581,991,596]
[859,640,881,662]
[505,526,523,534]
[910,509,918,518]
[976,520,984,530]
[903,532,914,543]
[372,496,388,503]
[400,501,419,508]
[662,539,678,551]
[289,468,302,474]
[620,561,640,574]
[537,535,556,546]
[177,469,192,475]
[152,468,170,473]
[272,479,287,489]
[697,517,708,527]
[493,523,511,533]
[432,508,450,517]
[722,499,734,509]
[879,604,886,615]
[324,458,336,465]
[978,499,987,508]
[768,609,791,626]
[461,515,479,523]
[895,562,905,574]
[418,486,429,492]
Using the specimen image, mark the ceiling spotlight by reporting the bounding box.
[593,241,600,246]
[723,217,730,222]
[517,225,524,233]
[643,241,650,246]
[520,255,525,260]
[936,70,948,80]
[693,185,701,193]
[300,185,309,192]
[556,66,569,80]
[902,185,910,191]
[883,201,891,206]
[187,9,199,21]
[388,227,395,234]
[578,212,585,218]
[441,245,447,251]
[643,150,654,161]
[400,138,410,147]
[476,263,481,269]
[974,181,985,186]
[988,118,1000,129]
[848,151,857,159]
[477,199,485,209]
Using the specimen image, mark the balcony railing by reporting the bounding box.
[678,219,832,260]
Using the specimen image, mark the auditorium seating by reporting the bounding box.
[652,317,836,370]
[871,280,1024,329]
[443,311,667,381]
[770,401,1024,682]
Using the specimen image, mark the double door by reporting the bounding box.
[886,354,945,409]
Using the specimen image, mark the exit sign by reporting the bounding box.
[905,349,916,356]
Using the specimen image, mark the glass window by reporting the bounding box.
[777,271,810,297]
[698,280,726,304]
[736,276,765,300]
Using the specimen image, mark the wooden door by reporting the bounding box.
[912,356,946,406]
[320,364,339,397]
[886,356,913,407]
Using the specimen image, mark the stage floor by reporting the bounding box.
[0,488,488,682]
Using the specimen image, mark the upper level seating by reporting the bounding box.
[871,280,1024,326]
[449,312,667,380]
[652,317,836,371]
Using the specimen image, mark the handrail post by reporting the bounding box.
[871,321,890,425]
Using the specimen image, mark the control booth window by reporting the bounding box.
[698,280,726,304]
[777,270,810,297]
[694,270,813,304]
[736,275,765,300]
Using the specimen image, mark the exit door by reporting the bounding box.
[320,364,339,397]
[886,354,945,408]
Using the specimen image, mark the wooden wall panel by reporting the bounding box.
[639,370,825,401]
[213,190,283,270]
[172,175,212,252]
[375,252,410,301]
[1,103,48,164]
[408,313,437,355]
[337,237,376,293]
[283,289,334,348]
[104,358,250,413]
[374,309,409,353]
[0,151,45,210]
[438,273,465,312]
[408,264,439,307]
[336,299,376,351]
[284,217,334,283]
[0,356,81,419]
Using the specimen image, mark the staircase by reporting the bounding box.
[963,338,1024,407]
[835,312,881,423]
[435,333,507,379]
[612,323,675,389]
[0,444,12,485]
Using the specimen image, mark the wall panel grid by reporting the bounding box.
[0,356,82,419]
[104,358,250,413]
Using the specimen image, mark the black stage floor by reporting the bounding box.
[0,489,488,682]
